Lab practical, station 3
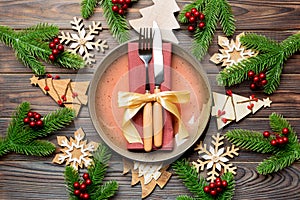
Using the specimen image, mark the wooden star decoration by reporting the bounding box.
[52,128,98,170]
[123,159,172,199]
[210,32,257,68]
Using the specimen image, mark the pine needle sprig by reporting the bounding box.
[81,0,100,19]
[64,144,118,200]
[0,102,75,157]
[173,159,235,200]
[217,32,300,94]
[225,113,300,175]
[179,0,236,60]
[0,24,84,75]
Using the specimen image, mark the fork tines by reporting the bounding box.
[139,28,153,50]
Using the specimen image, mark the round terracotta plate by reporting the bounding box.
[89,40,211,163]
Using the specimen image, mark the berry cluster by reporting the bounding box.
[203,177,228,196]
[23,111,43,128]
[263,127,289,146]
[73,173,92,199]
[111,0,132,15]
[247,70,268,90]
[48,37,64,61]
[184,8,205,32]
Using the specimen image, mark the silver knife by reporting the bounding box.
[152,21,164,148]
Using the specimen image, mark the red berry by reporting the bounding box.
[36,120,43,127]
[29,121,36,128]
[282,136,289,144]
[263,131,271,138]
[270,139,277,146]
[82,193,90,199]
[121,4,128,9]
[119,0,124,4]
[250,83,256,90]
[216,187,223,193]
[83,173,89,180]
[199,13,205,21]
[44,86,50,91]
[209,182,216,189]
[193,11,200,17]
[253,76,260,83]
[191,8,197,14]
[57,44,64,52]
[57,100,64,107]
[189,16,196,23]
[261,79,268,86]
[85,179,92,186]
[222,180,228,188]
[118,9,125,15]
[248,70,255,78]
[34,113,42,120]
[79,193,84,199]
[125,0,131,4]
[277,137,284,145]
[74,189,81,196]
[226,90,233,96]
[203,186,210,193]
[73,182,80,189]
[80,183,87,191]
[52,48,59,55]
[185,12,192,19]
[112,0,118,3]
[27,111,34,118]
[53,37,60,44]
[259,72,266,80]
[188,25,195,32]
[282,128,289,135]
[210,190,217,196]
[54,75,60,79]
[215,181,222,187]
[49,54,55,61]
[23,117,30,124]
[198,22,205,29]
[112,5,119,12]
[215,177,222,183]
[47,74,52,78]
[49,42,56,49]
[61,95,67,101]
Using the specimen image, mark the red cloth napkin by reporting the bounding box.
[127,42,173,151]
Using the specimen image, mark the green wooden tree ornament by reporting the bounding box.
[226,113,300,175]
[0,102,75,157]
[217,32,300,94]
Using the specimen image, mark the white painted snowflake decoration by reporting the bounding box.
[59,17,109,65]
[192,133,239,182]
[210,32,257,68]
[52,128,98,170]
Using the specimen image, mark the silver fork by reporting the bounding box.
[138,27,153,152]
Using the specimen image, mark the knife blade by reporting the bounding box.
[152,21,164,148]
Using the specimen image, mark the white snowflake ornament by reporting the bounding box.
[210,32,257,68]
[59,17,108,65]
[192,133,239,182]
[52,128,98,170]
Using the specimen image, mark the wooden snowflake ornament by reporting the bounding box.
[129,0,180,44]
[192,133,239,182]
[52,128,98,170]
[30,75,89,116]
[59,17,108,65]
[210,33,257,68]
[123,159,172,199]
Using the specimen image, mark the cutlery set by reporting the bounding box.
[138,21,164,152]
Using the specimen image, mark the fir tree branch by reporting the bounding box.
[173,159,206,198]
[226,129,278,154]
[9,140,55,156]
[218,172,235,200]
[0,139,9,157]
[0,24,85,75]
[281,32,300,58]
[92,181,119,200]
[239,33,280,53]
[99,0,129,43]
[81,0,100,19]
[176,195,195,200]
[64,166,80,199]
[218,0,235,36]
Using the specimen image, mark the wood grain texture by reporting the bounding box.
[0,0,299,199]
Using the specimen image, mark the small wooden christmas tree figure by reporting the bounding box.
[30,75,89,116]
[129,0,180,44]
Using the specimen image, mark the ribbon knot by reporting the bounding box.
[118,90,190,144]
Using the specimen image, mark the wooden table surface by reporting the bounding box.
[0,0,299,199]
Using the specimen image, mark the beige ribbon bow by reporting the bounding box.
[118,90,190,144]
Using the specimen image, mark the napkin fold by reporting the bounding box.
[127,42,173,151]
